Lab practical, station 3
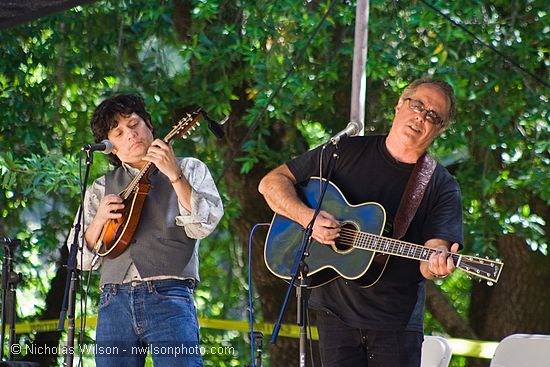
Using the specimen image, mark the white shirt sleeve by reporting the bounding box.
[174,158,224,239]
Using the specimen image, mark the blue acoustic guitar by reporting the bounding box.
[264,177,503,288]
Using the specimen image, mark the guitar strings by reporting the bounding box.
[332,227,463,262]
[301,222,500,281]
[320,227,501,278]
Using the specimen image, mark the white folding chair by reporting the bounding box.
[421,335,452,367]
[490,333,550,367]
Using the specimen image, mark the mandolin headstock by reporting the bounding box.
[165,107,203,143]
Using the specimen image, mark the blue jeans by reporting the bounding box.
[95,279,203,367]
[316,311,423,367]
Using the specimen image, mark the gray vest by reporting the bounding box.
[99,165,199,286]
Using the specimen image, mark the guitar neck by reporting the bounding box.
[354,231,444,262]
[351,231,503,283]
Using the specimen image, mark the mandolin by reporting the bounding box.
[95,108,203,258]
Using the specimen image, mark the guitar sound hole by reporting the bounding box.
[333,221,358,254]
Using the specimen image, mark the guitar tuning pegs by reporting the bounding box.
[196,121,201,126]
[182,135,188,140]
[486,281,494,287]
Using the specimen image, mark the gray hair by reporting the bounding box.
[401,78,456,126]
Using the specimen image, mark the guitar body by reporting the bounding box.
[264,177,391,288]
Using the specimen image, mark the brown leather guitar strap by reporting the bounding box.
[392,152,437,240]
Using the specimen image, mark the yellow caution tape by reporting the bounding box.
[447,338,498,359]
[198,318,319,340]
[8,317,496,359]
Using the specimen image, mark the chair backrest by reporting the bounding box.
[490,333,550,367]
[421,335,452,367]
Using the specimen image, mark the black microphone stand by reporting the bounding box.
[270,142,339,367]
[58,148,94,367]
[1,238,22,362]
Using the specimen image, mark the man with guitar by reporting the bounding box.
[70,94,223,366]
[259,79,462,366]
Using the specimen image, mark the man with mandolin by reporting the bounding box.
[70,93,223,366]
[259,78,463,367]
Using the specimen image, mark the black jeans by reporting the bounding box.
[316,311,423,367]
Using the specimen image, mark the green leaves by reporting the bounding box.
[0,1,549,364]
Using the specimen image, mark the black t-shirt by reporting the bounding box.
[286,134,463,331]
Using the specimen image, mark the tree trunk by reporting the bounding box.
[471,234,550,338]
[465,233,550,367]
[220,88,307,365]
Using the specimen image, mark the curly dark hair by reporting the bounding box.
[90,93,154,166]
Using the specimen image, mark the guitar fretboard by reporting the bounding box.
[347,229,502,283]
[354,231,457,263]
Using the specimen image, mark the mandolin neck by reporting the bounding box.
[121,162,156,199]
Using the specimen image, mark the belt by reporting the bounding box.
[101,278,196,291]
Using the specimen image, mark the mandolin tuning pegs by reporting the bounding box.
[196,121,201,126]
[486,281,494,287]
[182,135,188,139]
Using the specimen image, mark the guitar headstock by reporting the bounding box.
[165,107,203,143]
[457,255,504,284]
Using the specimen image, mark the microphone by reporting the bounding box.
[330,121,363,145]
[201,110,226,139]
[82,139,114,154]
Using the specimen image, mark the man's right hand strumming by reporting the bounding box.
[304,209,340,246]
